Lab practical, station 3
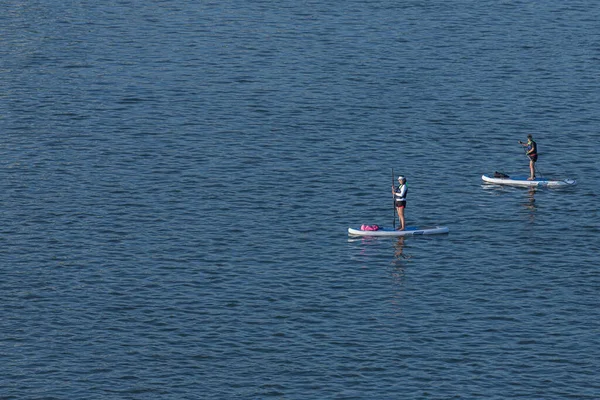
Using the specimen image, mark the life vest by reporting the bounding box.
[527,140,537,156]
[394,184,407,202]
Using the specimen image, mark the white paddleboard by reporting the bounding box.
[348,226,449,237]
[482,174,576,188]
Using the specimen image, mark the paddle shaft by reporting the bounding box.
[392,169,396,230]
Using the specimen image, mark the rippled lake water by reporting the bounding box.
[2,1,599,398]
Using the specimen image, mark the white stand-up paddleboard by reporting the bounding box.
[348,226,449,237]
[482,174,576,188]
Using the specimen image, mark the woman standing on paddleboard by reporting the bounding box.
[392,176,407,231]
[519,134,538,180]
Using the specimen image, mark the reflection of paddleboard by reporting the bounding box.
[482,174,576,188]
[348,226,449,237]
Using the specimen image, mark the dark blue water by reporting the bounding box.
[2,1,599,398]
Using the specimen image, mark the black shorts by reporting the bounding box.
[395,201,406,208]
[529,154,538,162]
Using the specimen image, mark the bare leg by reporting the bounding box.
[397,207,405,230]
[528,160,535,180]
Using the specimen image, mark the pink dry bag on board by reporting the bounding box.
[360,224,380,231]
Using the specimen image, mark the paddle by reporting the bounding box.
[392,168,396,230]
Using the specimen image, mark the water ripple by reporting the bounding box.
[2,0,600,399]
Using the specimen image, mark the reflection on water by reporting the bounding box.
[524,187,537,222]
[388,237,411,314]
[393,236,411,261]
[349,235,413,267]
[390,237,408,278]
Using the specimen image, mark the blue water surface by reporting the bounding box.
[2,1,599,399]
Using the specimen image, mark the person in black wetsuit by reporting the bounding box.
[519,134,538,180]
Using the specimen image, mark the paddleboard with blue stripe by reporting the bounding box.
[348,226,449,237]
[482,174,576,188]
